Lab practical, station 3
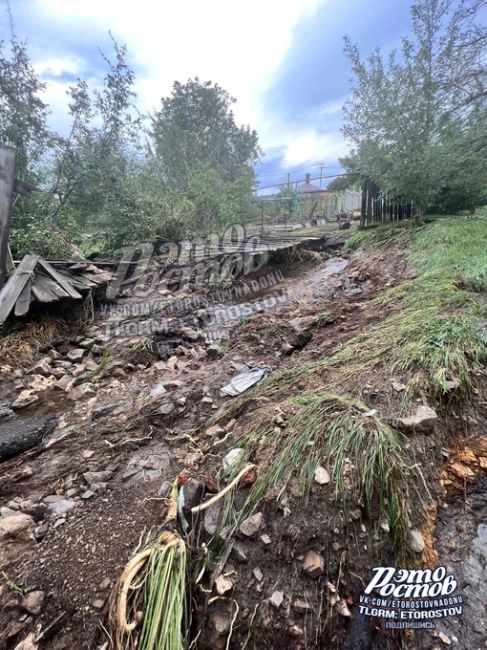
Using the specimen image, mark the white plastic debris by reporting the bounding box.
[220,366,271,397]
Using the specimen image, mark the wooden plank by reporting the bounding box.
[14,279,32,316]
[34,273,71,300]
[38,258,82,299]
[0,146,16,288]
[0,254,39,324]
[6,245,14,276]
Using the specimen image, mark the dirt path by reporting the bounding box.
[0,236,485,650]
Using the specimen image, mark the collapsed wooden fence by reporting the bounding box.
[360,179,415,228]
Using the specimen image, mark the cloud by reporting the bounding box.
[282,130,349,167]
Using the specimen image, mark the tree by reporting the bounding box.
[151,78,261,188]
[326,175,358,192]
[342,0,487,219]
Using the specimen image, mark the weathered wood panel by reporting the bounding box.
[0,146,16,288]
[0,255,39,324]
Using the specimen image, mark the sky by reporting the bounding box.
[1,0,415,190]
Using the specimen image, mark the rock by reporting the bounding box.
[215,574,233,595]
[28,359,51,376]
[392,380,406,392]
[253,567,264,582]
[398,405,438,431]
[1,506,18,517]
[68,383,96,400]
[206,344,220,359]
[20,590,44,615]
[92,598,105,609]
[157,403,175,416]
[437,632,451,645]
[269,590,284,609]
[150,383,167,399]
[67,348,86,362]
[302,550,325,578]
[81,490,95,500]
[380,520,390,533]
[289,625,304,638]
[14,632,38,650]
[314,466,330,485]
[181,479,204,510]
[0,513,34,540]
[163,379,185,389]
[409,529,425,554]
[83,471,111,484]
[212,612,231,634]
[239,512,263,537]
[205,424,225,438]
[293,599,311,612]
[12,391,39,409]
[91,344,104,355]
[47,499,76,517]
[222,448,243,470]
[336,598,352,617]
[55,375,74,391]
[98,577,112,591]
[204,501,223,536]
[261,534,272,545]
[180,327,200,341]
[158,481,172,497]
[26,375,55,392]
[80,338,95,349]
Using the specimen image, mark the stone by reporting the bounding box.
[206,344,220,359]
[398,405,438,431]
[0,513,34,540]
[12,391,39,409]
[215,574,233,595]
[13,632,38,650]
[46,499,76,517]
[293,599,312,612]
[98,577,111,591]
[92,598,105,609]
[239,512,263,537]
[269,590,284,609]
[335,599,352,617]
[222,448,243,471]
[205,424,225,438]
[150,383,167,399]
[302,550,325,578]
[20,590,44,615]
[253,567,264,582]
[204,501,223,536]
[437,632,451,645]
[80,338,95,350]
[158,481,172,498]
[261,534,272,545]
[314,466,330,485]
[380,520,390,533]
[83,471,111,484]
[28,359,51,376]
[81,490,95,500]
[212,612,231,635]
[66,348,87,362]
[181,479,204,510]
[55,375,74,391]
[68,383,96,400]
[409,529,425,554]
[180,327,200,341]
[157,403,175,416]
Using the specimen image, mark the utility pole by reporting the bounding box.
[320,164,324,189]
[0,145,16,289]
[287,172,290,188]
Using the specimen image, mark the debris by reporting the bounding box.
[302,550,325,578]
[158,403,175,416]
[12,390,39,409]
[223,447,243,470]
[205,424,225,437]
[239,512,264,537]
[437,631,452,645]
[13,632,38,650]
[0,513,34,540]
[20,590,45,615]
[314,466,330,485]
[92,598,106,610]
[46,499,76,517]
[335,598,352,617]
[398,405,438,431]
[269,590,284,609]
[220,365,271,397]
[409,529,425,553]
[261,534,272,545]
[253,567,264,582]
[215,574,233,595]
[392,380,406,392]
[293,599,311,612]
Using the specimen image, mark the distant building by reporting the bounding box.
[296,173,327,195]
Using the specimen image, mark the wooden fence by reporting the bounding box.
[360,179,415,228]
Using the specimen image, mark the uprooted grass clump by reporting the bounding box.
[221,215,487,560]
[227,393,421,562]
[0,317,70,365]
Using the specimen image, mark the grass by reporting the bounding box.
[221,215,487,561]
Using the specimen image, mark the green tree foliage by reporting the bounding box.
[1,38,261,257]
[342,0,487,217]
[151,78,261,188]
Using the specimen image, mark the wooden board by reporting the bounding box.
[0,254,39,324]
[38,258,82,299]
[14,279,32,316]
